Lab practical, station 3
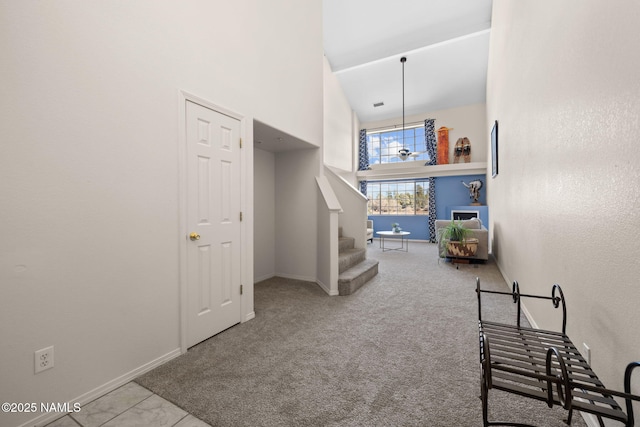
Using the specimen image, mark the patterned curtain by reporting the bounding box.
[425,119,437,242]
[358,129,368,194]
[424,118,437,166]
[428,177,437,242]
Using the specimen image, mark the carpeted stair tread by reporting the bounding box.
[338,247,366,273]
[339,236,355,252]
[338,258,379,296]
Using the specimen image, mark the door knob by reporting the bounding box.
[189,232,201,241]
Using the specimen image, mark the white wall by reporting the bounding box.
[316,190,334,292]
[0,1,323,426]
[254,146,321,285]
[363,103,488,164]
[254,149,276,282]
[323,56,355,172]
[315,175,341,295]
[326,168,368,249]
[274,148,322,282]
[487,0,640,397]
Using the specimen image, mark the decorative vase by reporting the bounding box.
[446,238,479,257]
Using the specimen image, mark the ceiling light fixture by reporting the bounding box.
[398,56,412,161]
[397,56,425,162]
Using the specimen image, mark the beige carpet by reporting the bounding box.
[135,241,587,427]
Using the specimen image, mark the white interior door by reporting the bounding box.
[186,100,242,348]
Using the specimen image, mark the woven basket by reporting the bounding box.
[446,238,479,257]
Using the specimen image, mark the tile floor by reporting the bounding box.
[44,382,210,427]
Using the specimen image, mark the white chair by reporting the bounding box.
[366,220,374,243]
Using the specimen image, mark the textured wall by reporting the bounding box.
[487,0,640,393]
[324,56,355,171]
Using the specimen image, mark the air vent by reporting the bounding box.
[373,102,384,107]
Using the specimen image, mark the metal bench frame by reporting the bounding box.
[476,277,640,426]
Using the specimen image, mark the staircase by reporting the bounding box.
[338,229,379,295]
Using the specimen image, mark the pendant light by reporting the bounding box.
[398,56,411,161]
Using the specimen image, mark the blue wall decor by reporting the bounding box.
[434,174,486,219]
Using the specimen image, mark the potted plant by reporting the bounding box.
[437,219,478,258]
[391,222,401,233]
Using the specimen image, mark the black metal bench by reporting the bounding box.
[476,277,640,426]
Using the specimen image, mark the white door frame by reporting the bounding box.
[178,90,254,353]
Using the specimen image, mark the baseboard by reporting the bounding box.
[253,272,275,284]
[274,272,317,283]
[579,407,600,427]
[24,348,182,427]
[255,273,336,296]
[520,303,538,329]
[244,311,256,322]
[315,278,339,296]
[493,255,538,328]
[493,254,511,289]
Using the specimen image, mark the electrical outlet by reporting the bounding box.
[583,343,591,365]
[35,346,54,374]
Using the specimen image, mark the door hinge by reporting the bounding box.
[239,138,242,148]
[240,284,243,295]
[240,211,243,221]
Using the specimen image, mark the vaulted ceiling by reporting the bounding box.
[323,0,493,124]
[255,1,493,151]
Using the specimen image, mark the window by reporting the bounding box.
[367,125,430,164]
[367,180,429,215]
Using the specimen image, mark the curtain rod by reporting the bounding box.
[365,120,431,133]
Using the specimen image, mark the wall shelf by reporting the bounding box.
[356,162,487,180]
